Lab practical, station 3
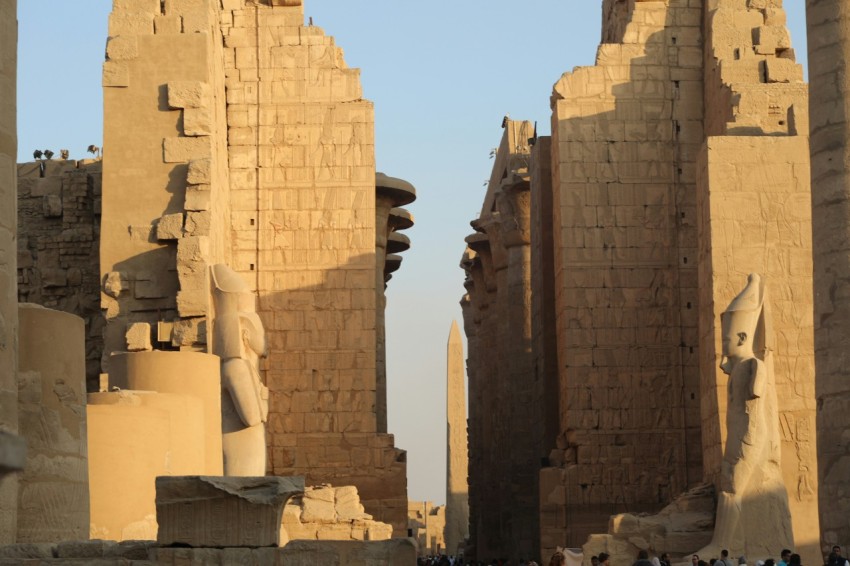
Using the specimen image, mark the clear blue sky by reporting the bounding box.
[17,1,809,506]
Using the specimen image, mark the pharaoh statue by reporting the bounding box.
[698,273,793,558]
[210,264,270,477]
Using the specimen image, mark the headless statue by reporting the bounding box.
[211,264,269,477]
[698,273,793,558]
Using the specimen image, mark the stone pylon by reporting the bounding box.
[807,0,850,550]
[445,320,469,556]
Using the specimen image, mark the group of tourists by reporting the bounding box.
[416,545,850,566]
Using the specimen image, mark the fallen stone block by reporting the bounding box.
[156,476,304,547]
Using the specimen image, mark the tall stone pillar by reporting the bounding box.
[807,0,850,549]
[0,0,22,545]
[445,320,469,555]
[374,174,416,434]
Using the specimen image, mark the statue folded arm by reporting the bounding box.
[222,359,265,428]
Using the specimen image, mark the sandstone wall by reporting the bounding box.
[806,0,850,551]
[697,2,819,562]
[100,0,232,363]
[542,1,704,554]
[99,0,407,535]
[17,161,102,391]
[217,1,407,534]
[0,0,19,545]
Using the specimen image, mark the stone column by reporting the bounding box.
[0,0,20,545]
[374,174,416,434]
[445,320,469,555]
[495,174,536,560]
[807,0,850,549]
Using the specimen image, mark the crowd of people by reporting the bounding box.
[416,545,850,566]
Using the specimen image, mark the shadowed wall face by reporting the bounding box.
[0,0,19,546]
[807,0,850,551]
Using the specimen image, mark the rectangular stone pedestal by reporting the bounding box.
[156,476,304,548]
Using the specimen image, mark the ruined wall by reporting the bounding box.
[407,501,446,557]
[806,0,850,551]
[542,1,704,552]
[17,161,102,391]
[218,1,407,534]
[0,0,19,546]
[100,0,232,364]
[697,2,819,562]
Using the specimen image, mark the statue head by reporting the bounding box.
[720,273,766,373]
[211,264,267,361]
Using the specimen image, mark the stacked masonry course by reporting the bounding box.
[96,0,411,535]
[16,161,102,391]
[462,0,821,563]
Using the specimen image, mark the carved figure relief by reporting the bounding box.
[698,274,793,557]
[211,264,269,477]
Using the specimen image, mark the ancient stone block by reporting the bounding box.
[766,58,803,83]
[126,323,153,352]
[185,186,211,211]
[106,36,139,61]
[103,272,128,299]
[167,81,210,109]
[156,476,304,547]
[185,211,211,236]
[156,213,184,240]
[103,61,130,88]
[187,158,211,184]
[184,107,212,137]
[163,137,211,163]
[301,486,336,523]
[155,15,183,35]
[42,194,62,218]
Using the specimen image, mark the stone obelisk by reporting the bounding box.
[807,0,850,548]
[445,321,469,555]
[0,0,22,545]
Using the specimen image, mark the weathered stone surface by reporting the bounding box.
[807,0,850,552]
[0,432,26,475]
[125,322,153,352]
[0,0,18,547]
[155,476,304,547]
[16,306,89,543]
[167,81,210,109]
[155,213,183,240]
